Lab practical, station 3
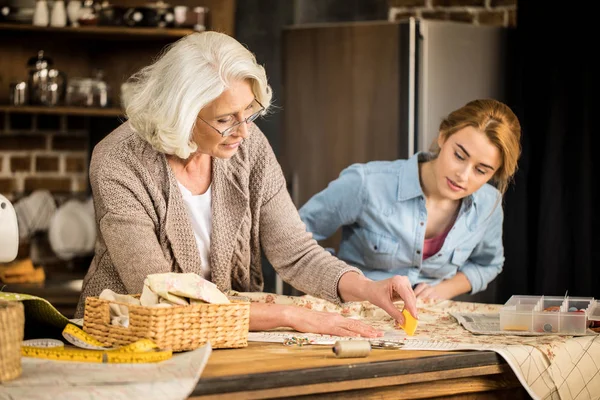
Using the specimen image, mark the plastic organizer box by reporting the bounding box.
[499,295,600,335]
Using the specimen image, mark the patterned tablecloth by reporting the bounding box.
[236,292,600,400]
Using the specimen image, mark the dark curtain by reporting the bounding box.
[499,1,600,301]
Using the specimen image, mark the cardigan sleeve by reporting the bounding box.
[252,132,362,304]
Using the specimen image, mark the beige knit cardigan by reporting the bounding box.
[75,122,359,317]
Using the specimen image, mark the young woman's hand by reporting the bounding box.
[414,273,473,300]
[413,283,443,300]
[338,272,418,324]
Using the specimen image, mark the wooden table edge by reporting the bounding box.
[192,350,510,396]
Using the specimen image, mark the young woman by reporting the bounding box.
[299,99,521,300]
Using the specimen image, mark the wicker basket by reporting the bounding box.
[83,296,250,351]
[0,300,24,382]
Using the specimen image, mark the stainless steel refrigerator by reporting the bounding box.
[409,18,509,153]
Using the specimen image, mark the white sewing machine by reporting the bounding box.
[0,194,19,263]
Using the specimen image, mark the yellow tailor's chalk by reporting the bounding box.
[399,308,418,336]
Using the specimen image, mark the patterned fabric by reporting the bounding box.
[236,292,600,400]
[75,122,361,317]
[143,273,230,305]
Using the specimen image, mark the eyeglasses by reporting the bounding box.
[199,99,265,137]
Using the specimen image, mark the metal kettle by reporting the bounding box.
[27,50,67,106]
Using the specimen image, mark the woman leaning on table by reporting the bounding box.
[299,99,522,301]
[74,31,417,336]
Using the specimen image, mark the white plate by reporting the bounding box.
[48,199,94,260]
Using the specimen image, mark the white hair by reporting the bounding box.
[124,31,272,159]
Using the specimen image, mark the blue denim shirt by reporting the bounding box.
[298,152,504,294]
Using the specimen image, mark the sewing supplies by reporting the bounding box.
[21,338,63,348]
[500,295,600,335]
[20,323,172,363]
[283,336,311,347]
[281,335,406,358]
[84,294,249,351]
[332,340,371,358]
[332,339,404,358]
[370,340,404,350]
[398,308,418,336]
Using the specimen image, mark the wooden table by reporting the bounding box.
[190,342,530,400]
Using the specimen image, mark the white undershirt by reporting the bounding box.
[177,182,212,280]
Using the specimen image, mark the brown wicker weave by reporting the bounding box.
[0,300,24,382]
[83,296,250,351]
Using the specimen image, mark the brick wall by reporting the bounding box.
[388,0,517,27]
[0,112,89,201]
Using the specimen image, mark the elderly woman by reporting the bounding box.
[75,32,417,337]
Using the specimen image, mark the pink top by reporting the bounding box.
[422,223,453,260]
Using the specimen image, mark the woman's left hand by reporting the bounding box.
[338,272,418,325]
[414,273,473,300]
[413,283,444,300]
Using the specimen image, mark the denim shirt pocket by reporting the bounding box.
[420,249,460,279]
[361,229,399,271]
[450,248,472,267]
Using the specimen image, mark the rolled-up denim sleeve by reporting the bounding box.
[299,164,365,241]
[459,202,504,294]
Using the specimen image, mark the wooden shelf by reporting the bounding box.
[0,23,195,39]
[0,105,124,117]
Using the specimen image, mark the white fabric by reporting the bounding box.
[177,182,212,280]
[99,289,141,328]
[143,273,230,305]
[100,273,230,327]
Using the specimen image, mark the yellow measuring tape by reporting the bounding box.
[21,323,172,363]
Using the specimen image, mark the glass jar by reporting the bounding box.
[66,77,109,107]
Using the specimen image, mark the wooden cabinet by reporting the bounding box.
[0,1,236,286]
[281,22,408,249]
[281,22,407,207]
[0,0,235,112]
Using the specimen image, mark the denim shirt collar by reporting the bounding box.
[397,152,477,212]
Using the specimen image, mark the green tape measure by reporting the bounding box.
[21,323,172,363]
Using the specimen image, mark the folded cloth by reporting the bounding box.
[101,273,230,327]
[99,289,141,328]
[144,273,231,305]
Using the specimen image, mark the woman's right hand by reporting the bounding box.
[249,303,383,338]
